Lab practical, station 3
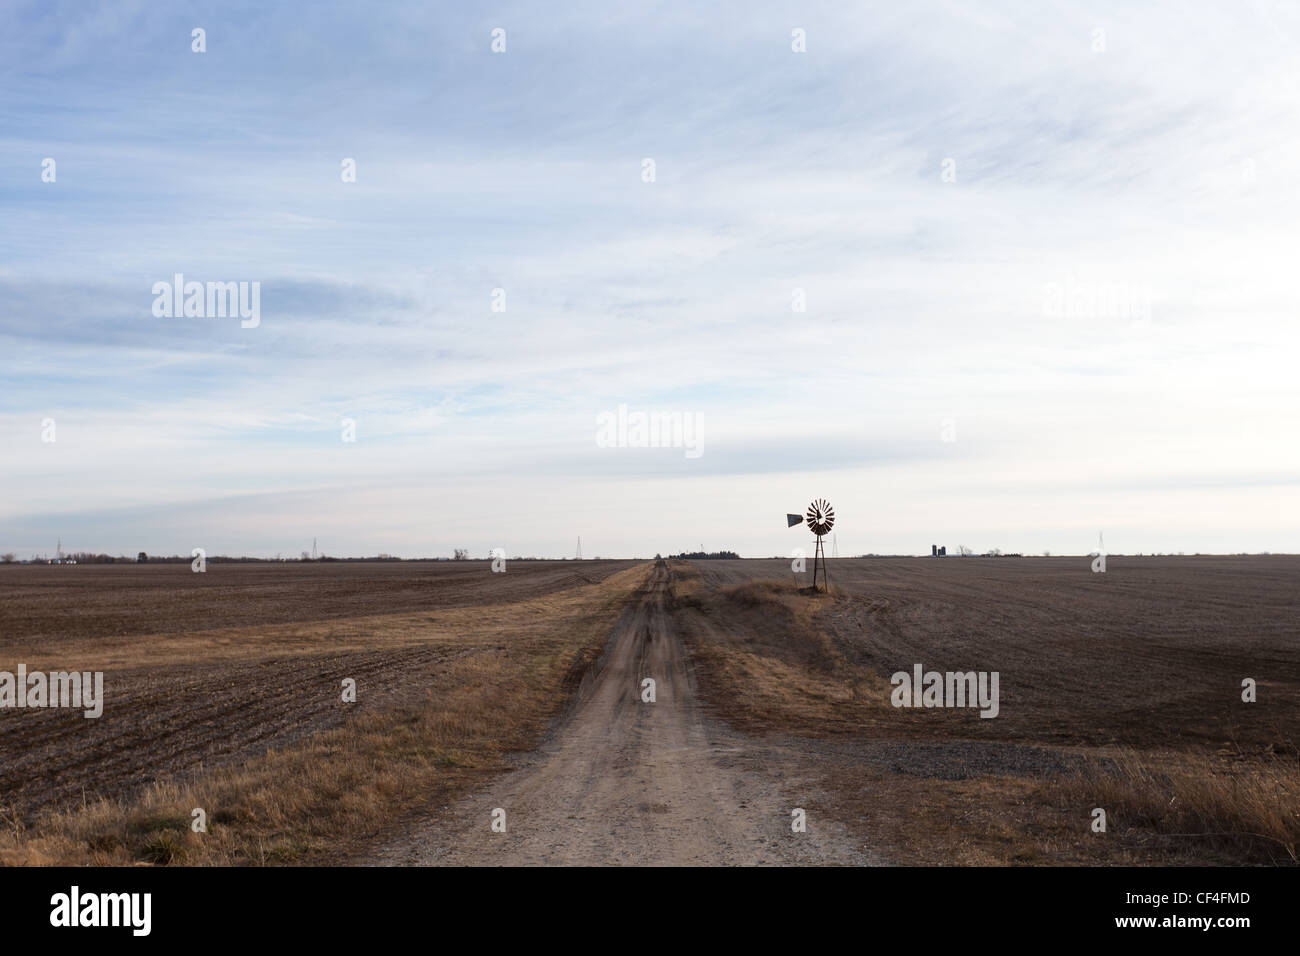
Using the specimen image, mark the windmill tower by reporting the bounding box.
[576,536,582,560]
[788,498,835,592]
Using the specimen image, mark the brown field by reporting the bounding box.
[1,559,632,646]
[0,555,1295,866]
[0,560,645,864]
[673,556,1300,864]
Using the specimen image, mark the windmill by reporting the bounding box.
[788,498,834,592]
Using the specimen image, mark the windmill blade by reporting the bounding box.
[786,513,803,527]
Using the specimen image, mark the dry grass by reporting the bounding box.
[0,564,651,866]
[674,572,896,735]
[1049,749,1300,864]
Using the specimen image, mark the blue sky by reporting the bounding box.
[2,1,1299,559]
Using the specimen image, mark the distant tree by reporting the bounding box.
[957,545,973,557]
[137,552,148,563]
[0,553,14,563]
[988,547,1002,556]
[453,548,469,561]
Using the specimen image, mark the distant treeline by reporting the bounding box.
[670,550,740,560]
[133,555,443,563]
[7,554,611,564]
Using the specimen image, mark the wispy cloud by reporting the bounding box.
[2,0,1298,557]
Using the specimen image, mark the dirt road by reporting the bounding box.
[368,560,878,865]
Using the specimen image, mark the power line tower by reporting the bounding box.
[311,537,318,561]
[56,537,62,561]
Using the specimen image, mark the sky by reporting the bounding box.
[2,0,1299,559]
